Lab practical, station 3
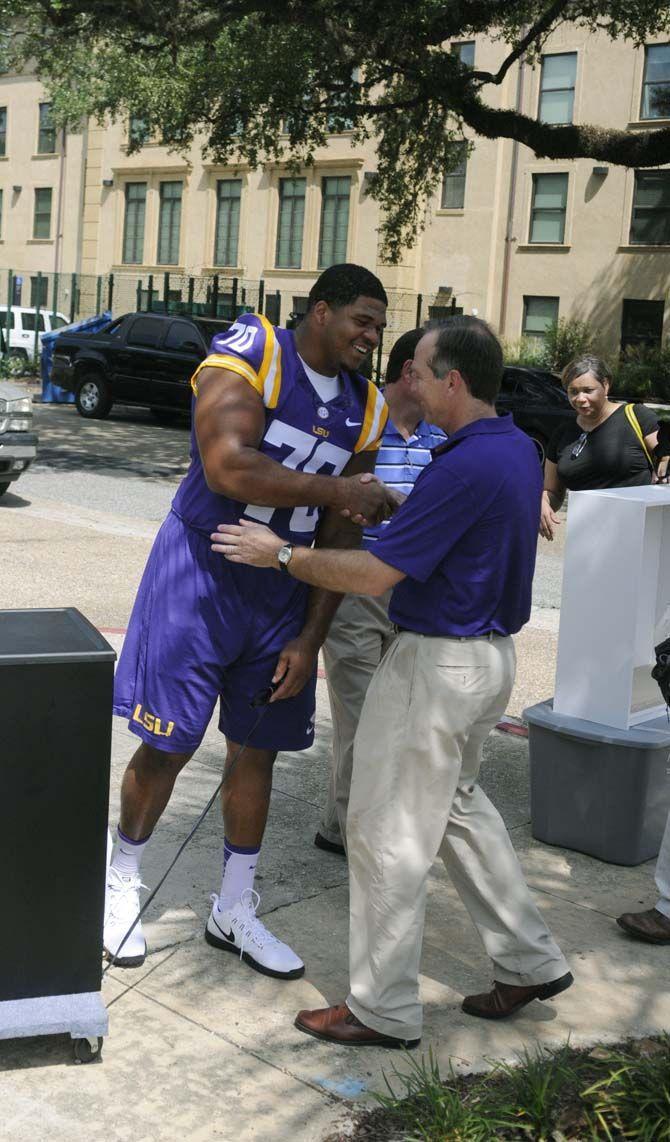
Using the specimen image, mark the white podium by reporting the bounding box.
[525,486,670,864]
[554,486,670,730]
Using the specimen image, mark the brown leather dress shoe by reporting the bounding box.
[462,971,574,1020]
[295,1003,420,1049]
[617,908,670,945]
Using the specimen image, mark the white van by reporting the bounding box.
[0,306,70,358]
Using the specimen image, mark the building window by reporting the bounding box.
[33,188,52,239]
[530,173,568,243]
[0,108,6,157]
[539,53,577,124]
[122,182,147,264]
[630,170,670,244]
[157,181,183,265]
[452,42,475,68]
[37,102,56,154]
[128,114,150,147]
[621,299,664,352]
[214,179,242,266]
[318,176,351,268]
[30,276,48,307]
[276,177,306,269]
[522,296,559,339]
[441,143,468,209]
[640,44,670,120]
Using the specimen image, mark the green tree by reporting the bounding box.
[5,1,670,259]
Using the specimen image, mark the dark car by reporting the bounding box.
[50,312,232,419]
[497,366,575,463]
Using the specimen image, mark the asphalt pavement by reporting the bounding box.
[1,400,667,1142]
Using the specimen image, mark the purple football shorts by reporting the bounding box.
[113,510,316,753]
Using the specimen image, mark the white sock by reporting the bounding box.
[218,838,260,910]
[110,826,151,879]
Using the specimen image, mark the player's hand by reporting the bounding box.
[656,455,670,484]
[210,520,282,566]
[270,635,318,701]
[338,473,399,526]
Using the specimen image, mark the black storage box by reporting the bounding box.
[0,608,115,1002]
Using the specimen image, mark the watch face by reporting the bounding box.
[278,545,292,565]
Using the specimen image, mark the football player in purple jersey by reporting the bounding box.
[105,264,394,978]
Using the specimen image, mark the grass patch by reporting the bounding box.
[326,1036,670,1141]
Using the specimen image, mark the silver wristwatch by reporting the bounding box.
[277,543,294,572]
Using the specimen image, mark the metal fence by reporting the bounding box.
[0,268,458,381]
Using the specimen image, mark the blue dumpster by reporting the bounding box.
[41,312,112,404]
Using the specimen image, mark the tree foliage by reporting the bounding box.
[3,0,670,259]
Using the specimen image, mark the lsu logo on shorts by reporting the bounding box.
[132,704,175,738]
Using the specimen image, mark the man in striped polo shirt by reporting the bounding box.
[315,328,446,855]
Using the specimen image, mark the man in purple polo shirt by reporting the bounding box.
[212,316,572,1049]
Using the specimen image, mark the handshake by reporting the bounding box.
[335,472,405,527]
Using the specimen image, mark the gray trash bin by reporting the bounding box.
[524,699,670,865]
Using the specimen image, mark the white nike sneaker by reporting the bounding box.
[205,888,305,980]
[103,866,147,967]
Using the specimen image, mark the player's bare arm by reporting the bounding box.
[195,369,395,525]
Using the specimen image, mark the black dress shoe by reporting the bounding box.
[314,832,345,856]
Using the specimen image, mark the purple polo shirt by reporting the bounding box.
[371,414,542,637]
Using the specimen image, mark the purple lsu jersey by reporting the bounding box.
[171,313,388,544]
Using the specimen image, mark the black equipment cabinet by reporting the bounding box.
[0,609,115,1053]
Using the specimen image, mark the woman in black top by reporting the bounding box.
[541,355,659,540]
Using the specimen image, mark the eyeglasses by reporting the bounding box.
[571,431,588,459]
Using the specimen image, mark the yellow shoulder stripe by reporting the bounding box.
[190,353,263,397]
[355,384,388,452]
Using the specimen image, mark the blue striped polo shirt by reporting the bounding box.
[363,419,446,550]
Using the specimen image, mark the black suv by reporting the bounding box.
[498,366,575,463]
[51,312,231,419]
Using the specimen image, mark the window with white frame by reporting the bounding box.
[33,187,52,239]
[318,176,351,268]
[157,181,183,265]
[37,103,56,154]
[538,53,577,124]
[122,182,147,264]
[451,42,475,68]
[129,114,150,147]
[530,173,568,243]
[441,143,468,209]
[276,177,306,268]
[640,44,670,119]
[523,296,559,339]
[0,108,6,157]
[630,170,670,244]
[214,179,242,266]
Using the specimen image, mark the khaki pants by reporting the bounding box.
[320,590,395,847]
[655,809,670,919]
[346,631,570,1041]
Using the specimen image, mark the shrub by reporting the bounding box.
[612,344,670,402]
[539,317,598,372]
[501,335,546,367]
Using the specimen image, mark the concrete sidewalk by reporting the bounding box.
[2,640,669,1141]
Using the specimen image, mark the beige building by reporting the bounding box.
[1,25,669,354]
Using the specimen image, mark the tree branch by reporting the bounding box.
[470,0,571,86]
